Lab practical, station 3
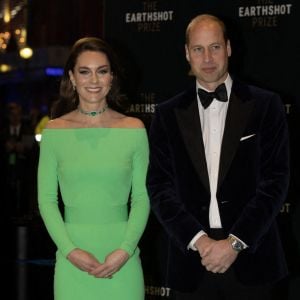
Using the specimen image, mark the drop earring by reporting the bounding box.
[70,79,76,91]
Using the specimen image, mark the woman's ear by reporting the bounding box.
[69,70,76,89]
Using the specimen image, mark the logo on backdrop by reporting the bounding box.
[280,202,291,214]
[129,92,157,114]
[238,0,293,28]
[145,285,171,297]
[125,1,174,32]
[285,103,291,114]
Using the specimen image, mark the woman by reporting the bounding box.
[38,37,150,300]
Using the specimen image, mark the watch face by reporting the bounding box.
[232,240,243,252]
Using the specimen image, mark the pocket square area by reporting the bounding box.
[240,134,256,141]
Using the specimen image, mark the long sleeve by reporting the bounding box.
[230,94,290,250]
[147,107,205,252]
[120,130,150,256]
[38,133,76,257]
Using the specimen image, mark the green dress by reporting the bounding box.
[38,128,150,300]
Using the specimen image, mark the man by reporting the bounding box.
[0,103,35,218]
[146,14,289,299]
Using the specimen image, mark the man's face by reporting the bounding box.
[185,20,231,90]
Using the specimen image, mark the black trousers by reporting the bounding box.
[174,268,271,300]
[174,229,271,300]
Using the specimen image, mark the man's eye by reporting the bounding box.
[211,45,221,51]
[193,47,203,53]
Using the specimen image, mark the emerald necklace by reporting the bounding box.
[78,104,108,117]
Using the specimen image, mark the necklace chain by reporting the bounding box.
[78,104,108,117]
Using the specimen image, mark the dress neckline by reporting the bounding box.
[43,127,146,131]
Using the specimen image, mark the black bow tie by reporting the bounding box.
[197,83,228,109]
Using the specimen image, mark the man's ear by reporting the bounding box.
[185,44,190,62]
[227,40,232,58]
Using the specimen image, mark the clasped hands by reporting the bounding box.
[195,235,238,274]
[67,248,129,279]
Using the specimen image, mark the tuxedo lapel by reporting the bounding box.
[218,88,254,189]
[174,91,210,192]
[173,82,254,192]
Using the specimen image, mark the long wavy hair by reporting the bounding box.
[51,37,127,118]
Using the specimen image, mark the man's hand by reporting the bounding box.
[195,236,238,273]
[194,234,215,257]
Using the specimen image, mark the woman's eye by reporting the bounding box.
[79,70,89,75]
[99,69,109,74]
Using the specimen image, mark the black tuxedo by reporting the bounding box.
[146,79,289,292]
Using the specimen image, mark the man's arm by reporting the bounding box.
[146,107,204,252]
[230,93,289,250]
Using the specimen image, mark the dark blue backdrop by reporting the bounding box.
[104,1,300,299]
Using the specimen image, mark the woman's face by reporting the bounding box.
[69,50,113,105]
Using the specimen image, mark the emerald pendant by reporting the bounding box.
[78,104,108,117]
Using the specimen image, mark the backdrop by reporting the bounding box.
[104,1,300,299]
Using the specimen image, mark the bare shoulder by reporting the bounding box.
[45,112,76,129]
[45,118,66,129]
[109,110,145,128]
[122,116,145,128]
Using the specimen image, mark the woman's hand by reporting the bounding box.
[88,249,129,278]
[67,248,102,272]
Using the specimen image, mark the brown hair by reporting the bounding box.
[51,37,127,118]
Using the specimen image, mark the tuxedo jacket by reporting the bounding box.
[146,79,289,292]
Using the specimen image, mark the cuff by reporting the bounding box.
[187,230,207,251]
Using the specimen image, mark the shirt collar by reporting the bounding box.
[196,74,233,99]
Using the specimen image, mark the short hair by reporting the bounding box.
[185,14,228,45]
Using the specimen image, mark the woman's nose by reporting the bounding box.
[90,72,99,83]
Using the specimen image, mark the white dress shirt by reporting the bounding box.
[188,74,232,250]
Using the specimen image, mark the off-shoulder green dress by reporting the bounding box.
[38,128,150,300]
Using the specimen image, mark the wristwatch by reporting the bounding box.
[228,236,245,252]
